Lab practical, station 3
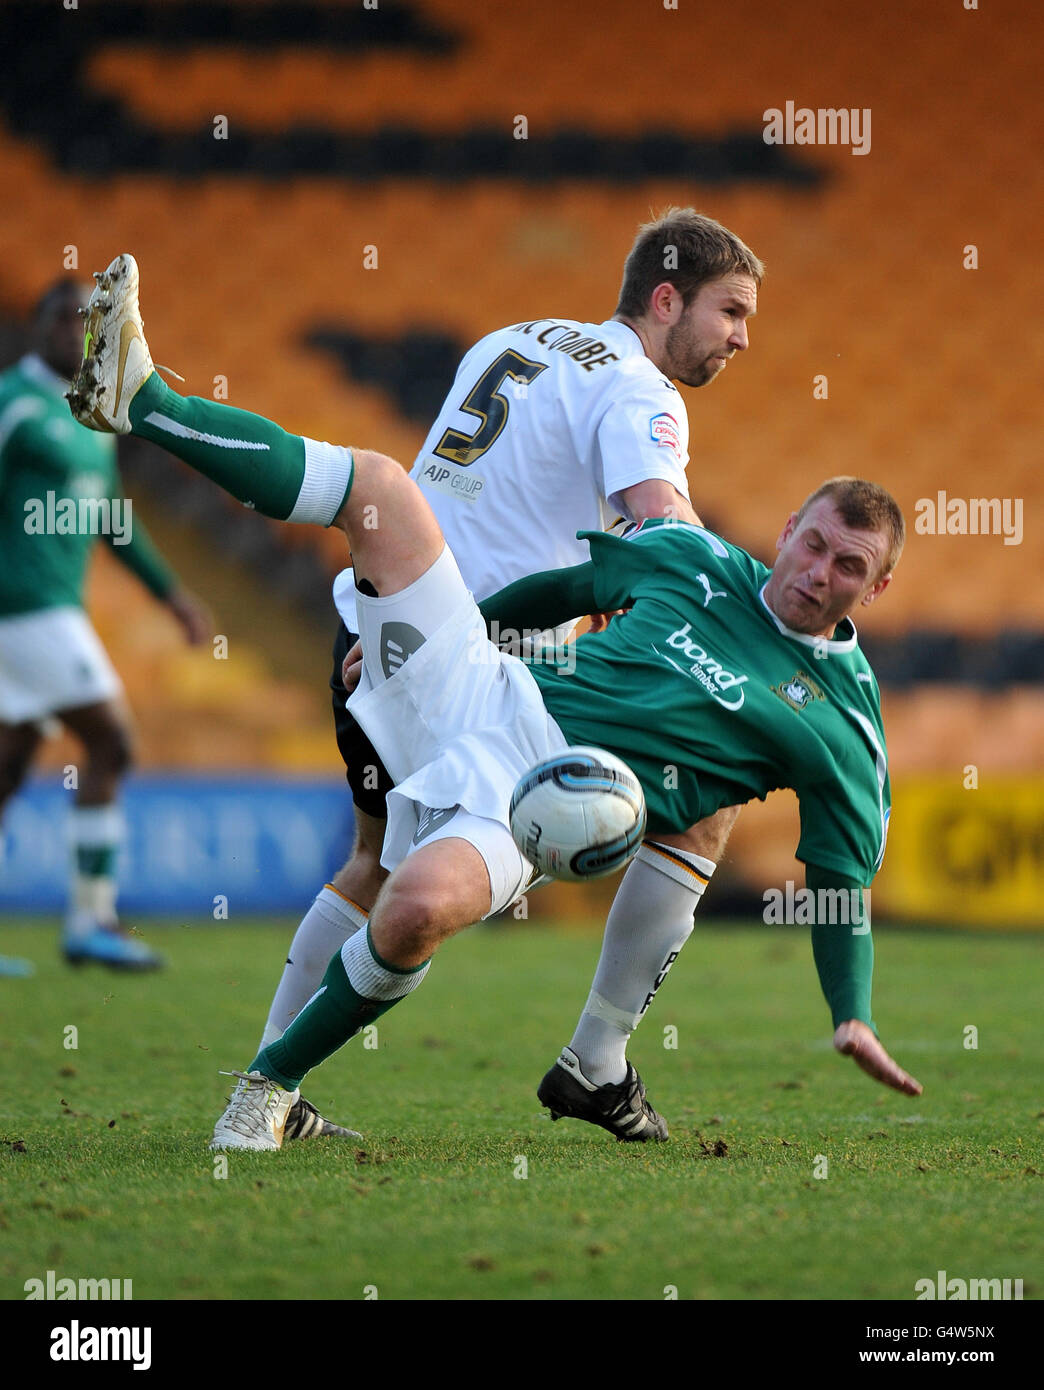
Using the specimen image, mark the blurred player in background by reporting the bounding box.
[261,208,762,1139]
[0,279,209,972]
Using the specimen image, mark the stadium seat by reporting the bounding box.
[3,0,1041,776]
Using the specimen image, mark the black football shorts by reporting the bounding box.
[330,620,395,819]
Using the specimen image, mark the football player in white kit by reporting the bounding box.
[251,207,763,1142]
[70,244,927,1149]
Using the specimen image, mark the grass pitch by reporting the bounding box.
[0,917,1040,1301]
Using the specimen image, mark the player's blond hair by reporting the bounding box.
[797,477,906,577]
[615,208,764,318]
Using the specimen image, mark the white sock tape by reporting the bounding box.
[582,989,642,1035]
[289,438,354,526]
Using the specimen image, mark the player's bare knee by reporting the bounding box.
[95,723,135,779]
[372,886,444,960]
[337,449,405,525]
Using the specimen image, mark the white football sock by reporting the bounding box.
[341,924,430,1001]
[66,802,124,939]
[287,438,355,526]
[568,842,715,1085]
[258,885,368,1049]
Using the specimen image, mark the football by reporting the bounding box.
[509,746,647,881]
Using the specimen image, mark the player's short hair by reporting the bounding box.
[615,208,764,319]
[797,477,906,577]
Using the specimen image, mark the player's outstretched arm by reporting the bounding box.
[479,561,630,639]
[101,501,210,644]
[164,588,212,646]
[833,1020,922,1096]
[804,862,923,1097]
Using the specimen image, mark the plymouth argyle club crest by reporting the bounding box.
[773,670,825,711]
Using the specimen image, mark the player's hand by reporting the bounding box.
[342,639,364,692]
[166,589,212,646]
[586,608,627,634]
[833,1019,923,1096]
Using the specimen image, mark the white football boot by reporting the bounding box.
[210,1071,295,1151]
[67,253,155,433]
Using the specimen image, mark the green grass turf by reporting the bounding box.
[0,917,1040,1301]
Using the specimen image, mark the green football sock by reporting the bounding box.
[249,951,403,1092]
[128,373,348,522]
[76,845,117,877]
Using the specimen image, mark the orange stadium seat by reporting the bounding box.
[3,0,1040,775]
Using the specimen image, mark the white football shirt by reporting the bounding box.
[334,317,690,633]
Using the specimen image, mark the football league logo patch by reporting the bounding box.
[649,411,682,461]
[773,670,825,711]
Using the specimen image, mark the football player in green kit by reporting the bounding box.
[0,279,208,972]
[69,255,922,1147]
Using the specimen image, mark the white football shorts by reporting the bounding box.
[341,546,570,917]
[0,605,122,724]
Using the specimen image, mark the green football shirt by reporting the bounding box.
[0,355,175,617]
[524,519,890,884]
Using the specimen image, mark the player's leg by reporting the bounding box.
[538,804,742,1139]
[261,817,510,1076]
[0,719,42,814]
[211,835,493,1151]
[256,625,392,1138]
[211,543,529,1149]
[569,805,742,1080]
[0,720,43,977]
[256,865,371,1141]
[258,623,391,1053]
[326,621,391,912]
[0,604,157,970]
[70,255,444,595]
[330,810,388,905]
[55,697,161,969]
[258,814,385,1052]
